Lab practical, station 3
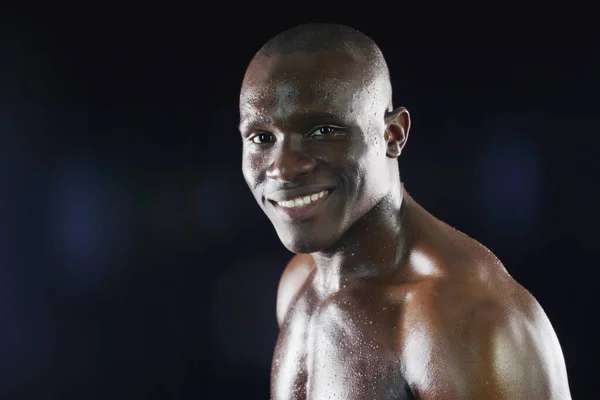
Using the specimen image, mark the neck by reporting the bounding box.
[311,184,407,296]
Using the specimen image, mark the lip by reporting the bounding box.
[266,185,334,202]
[269,189,333,221]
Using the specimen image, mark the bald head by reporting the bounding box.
[241,24,393,115]
[257,23,385,61]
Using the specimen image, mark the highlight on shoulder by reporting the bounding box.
[276,254,316,327]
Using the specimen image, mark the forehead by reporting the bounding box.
[240,51,374,125]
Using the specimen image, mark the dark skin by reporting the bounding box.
[239,47,571,399]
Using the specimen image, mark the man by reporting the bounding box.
[238,23,571,400]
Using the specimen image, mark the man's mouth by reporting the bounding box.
[274,189,330,208]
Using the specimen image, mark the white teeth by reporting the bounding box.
[277,190,329,208]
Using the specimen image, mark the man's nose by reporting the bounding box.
[266,140,316,182]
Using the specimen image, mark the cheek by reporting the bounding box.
[242,167,254,190]
[349,137,388,196]
[242,150,267,188]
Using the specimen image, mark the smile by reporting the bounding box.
[275,189,330,208]
[269,189,333,221]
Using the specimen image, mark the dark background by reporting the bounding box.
[1,8,598,400]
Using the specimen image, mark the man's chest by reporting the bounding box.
[271,293,414,400]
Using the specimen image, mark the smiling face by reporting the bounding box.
[239,49,400,254]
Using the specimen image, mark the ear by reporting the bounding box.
[384,107,410,158]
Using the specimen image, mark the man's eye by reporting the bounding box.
[308,126,339,138]
[251,133,275,144]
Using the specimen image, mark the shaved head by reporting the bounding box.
[257,23,386,62]
[241,23,394,113]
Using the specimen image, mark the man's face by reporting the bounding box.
[239,51,393,254]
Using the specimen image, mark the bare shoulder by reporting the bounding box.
[400,265,571,399]
[276,254,316,327]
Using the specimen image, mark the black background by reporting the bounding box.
[1,7,598,400]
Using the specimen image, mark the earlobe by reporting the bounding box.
[384,107,410,158]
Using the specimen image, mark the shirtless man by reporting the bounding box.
[238,23,571,399]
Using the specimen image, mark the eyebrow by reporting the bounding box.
[239,110,347,134]
[239,116,269,134]
[301,110,347,120]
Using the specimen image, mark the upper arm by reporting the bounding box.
[275,254,315,328]
[408,290,571,400]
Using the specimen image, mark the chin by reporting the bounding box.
[281,241,319,254]
[276,228,337,254]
